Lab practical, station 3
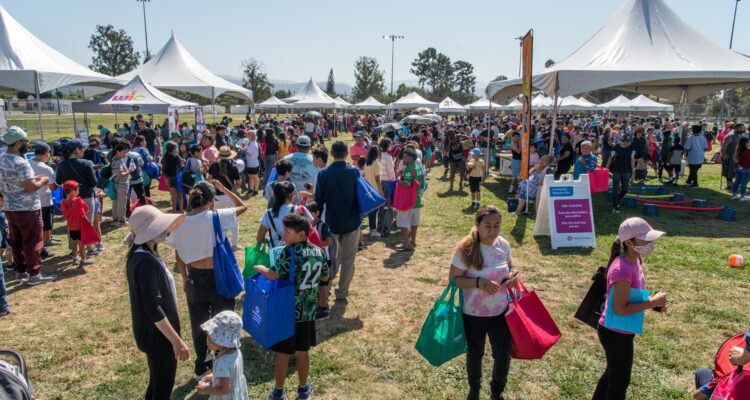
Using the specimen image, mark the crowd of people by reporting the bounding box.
[0,107,748,399]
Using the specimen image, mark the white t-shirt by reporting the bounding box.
[379,153,396,181]
[451,237,512,317]
[244,140,260,168]
[29,160,54,207]
[167,208,237,265]
[304,121,315,133]
[209,350,249,400]
[260,204,313,247]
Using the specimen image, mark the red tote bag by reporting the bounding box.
[589,167,610,193]
[158,175,170,192]
[392,181,417,211]
[504,280,561,360]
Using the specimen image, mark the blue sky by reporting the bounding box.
[3,0,748,88]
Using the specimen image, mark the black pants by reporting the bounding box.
[127,182,148,217]
[611,172,631,209]
[185,266,235,375]
[144,344,177,400]
[463,313,512,397]
[144,180,152,198]
[592,325,634,400]
[368,209,377,231]
[686,164,701,187]
[554,163,572,180]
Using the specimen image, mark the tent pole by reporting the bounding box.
[485,102,492,176]
[211,87,216,123]
[549,90,559,157]
[34,71,44,141]
[73,110,77,135]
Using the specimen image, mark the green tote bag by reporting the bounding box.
[415,279,467,366]
[243,243,270,279]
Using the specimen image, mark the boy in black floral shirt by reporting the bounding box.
[254,213,329,400]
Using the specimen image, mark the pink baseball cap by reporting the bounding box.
[618,217,665,242]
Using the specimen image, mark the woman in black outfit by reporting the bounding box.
[161,142,184,211]
[125,205,189,400]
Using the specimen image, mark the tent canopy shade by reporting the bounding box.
[256,96,289,109]
[288,78,337,109]
[118,33,251,100]
[0,5,125,94]
[465,97,503,111]
[597,95,634,111]
[390,92,437,109]
[627,94,674,112]
[486,0,750,102]
[334,96,352,109]
[72,75,197,114]
[354,96,386,110]
[437,96,466,114]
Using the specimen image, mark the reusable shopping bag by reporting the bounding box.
[415,279,467,366]
[212,211,244,299]
[392,180,417,211]
[356,176,386,216]
[244,243,270,279]
[602,288,650,335]
[505,280,561,360]
[574,266,607,329]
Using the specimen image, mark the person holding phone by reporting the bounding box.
[448,205,519,400]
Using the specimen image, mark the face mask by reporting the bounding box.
[631,241,656,257]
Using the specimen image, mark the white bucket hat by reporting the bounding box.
[201,311,243,349]
[126,205,185,245]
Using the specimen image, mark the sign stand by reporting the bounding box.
[534,174,596,249]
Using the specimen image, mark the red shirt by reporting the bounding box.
[61,197,89,231]
[739,149,750,169]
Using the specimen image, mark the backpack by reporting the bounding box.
[377,206,394,237]
[0,350,33,400]
[97,164,112,189]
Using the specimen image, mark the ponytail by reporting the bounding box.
[188,181,216,210]
[271,181,294,217]
[455,205,501,270]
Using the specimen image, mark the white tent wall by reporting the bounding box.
[390,92,438,110]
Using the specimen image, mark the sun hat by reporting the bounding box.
[618,217,665,243]
[218,145,237,160]
[200,310,243,349]
[471,148,482,156]
[296,135,312,147]
[2,126,28,145]
[65,139,86,150]
[62,180,79,191]
[126,205,185,245]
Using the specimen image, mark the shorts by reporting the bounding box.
[167,177,177,189]
[41,205,54,231]
[396,208,421,229]
[246,166,260,175]
[69,230,82,241]
[511,159,522,179]
[634,169,647,180]
[468,176,482,193]
[668,164,681,174]
[271,321,317,355]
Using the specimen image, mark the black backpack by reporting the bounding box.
[574,266,607,329]
[0,350,32,400]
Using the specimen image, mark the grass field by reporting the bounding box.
[1,140,749,399]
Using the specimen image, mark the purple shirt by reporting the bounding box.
[599,256,646,333]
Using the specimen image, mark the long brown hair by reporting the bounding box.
[455,205,501,270]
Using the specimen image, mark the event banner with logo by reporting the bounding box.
[195,107,205,133]
[520,30,533,180]
[543,174,596,249]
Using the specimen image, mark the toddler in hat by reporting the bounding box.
[196,310,249,399]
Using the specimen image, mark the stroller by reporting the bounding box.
[695,332,750,399]
[0,350,33,399]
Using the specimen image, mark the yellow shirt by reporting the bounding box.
[467,158,485,178]
[364,161,382,194]
[277,140,290,158]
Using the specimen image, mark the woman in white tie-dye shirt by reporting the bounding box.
[448,205,519,400]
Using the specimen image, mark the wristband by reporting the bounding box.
[476,277,480,288]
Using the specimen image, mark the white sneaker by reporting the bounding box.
[26,273,57,286]
[740,197,750,202]
[370,231,382,238]
[731,194,740,200]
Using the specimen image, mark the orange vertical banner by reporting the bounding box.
[520,30,533,179]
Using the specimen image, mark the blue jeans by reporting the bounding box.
[731,167,750,197]
[0,259,8,312]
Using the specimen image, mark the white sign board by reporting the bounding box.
[540,174,596,249]
[77,128,89,145]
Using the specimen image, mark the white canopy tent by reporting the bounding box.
[628,94,674,112]
[557,95,590,111]
[256,96,290,113]
[505,99,522,111]
[597,95,635,112]
[0,5,125,138]
[465,98,503,111]
[577,97,599,110]
[486,0,750,103]
[531,94,552,109]
[289,78,337,109]
[334,96,352,109]
[437,97,466,114]
[118,33,251,108]
[390,92,437,110]
[72,75,197,114]
[354,96,386,110]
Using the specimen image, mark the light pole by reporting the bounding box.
[730,0,741,49]
[382,34,405,95]
[722,0,741,119]
[137,0,151,61]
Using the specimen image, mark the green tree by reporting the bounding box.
[326,69,336,97]
[88,25,140,76]
[352,56,385,101]
[396,83,409,98]
[452,60,476,104]
[545,59,556,68]
[273,89,290,99]
[241,58,273,102]
[492,75,508,82]
[410,47,453,95]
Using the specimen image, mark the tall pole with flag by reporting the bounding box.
[520,30,533,180]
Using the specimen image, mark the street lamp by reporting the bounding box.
[136,0,151,61]
[382,34,405,95]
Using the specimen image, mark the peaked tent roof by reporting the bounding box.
[334,96,352,108]
[390,92,438,109]
[487,0,750,102]
[628,94,673,112]
[72,75,197,114]
[0,5,125,93]
[437,97,466,113]
[119,33,251,100]
[465,98,503,111]
[284,79,315,103]
[577,97,599,110]
[256,96,289,109]
[597,95,634,111]
[505,99,523,111]
[289,78,337,108]
[355,96,386,110]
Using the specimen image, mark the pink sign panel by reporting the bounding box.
[554,199,592,233]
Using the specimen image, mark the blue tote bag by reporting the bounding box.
[243,245,296,348]
[603,288,650,334]
[212,211,244,299]
[356,176,386,216]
